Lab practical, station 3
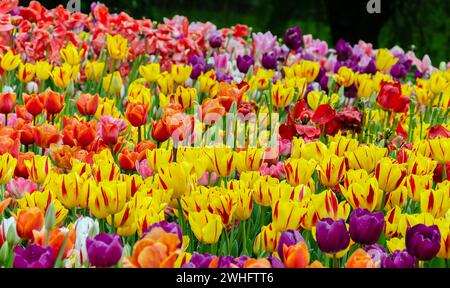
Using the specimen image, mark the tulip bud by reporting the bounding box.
[0,242,9,265]
[6,225,16,247]
[44,202,56,231]
[26,82,38,94]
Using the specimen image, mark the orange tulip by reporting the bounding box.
[125,103,149,127]
[23,93,44,116]
[345,248,377,268]
[74,121,97,147]
[77,93,100,116]
[41,90,64,115]
[16,207,44,240]
[134,140,156,161]
[283,241,310,268]
[49,144,77,171]
[123,227,180,268]
[34,124,62,148]
[0,136,20,158]
[15,105,34,121]
[118,147,138,171]
[33,227,76,261]
[14,152,34,178]
[0,198,11,216]
[16,120,35,146]
[243,258,272,268]
[308,260,325,268]
[151,120,170,143]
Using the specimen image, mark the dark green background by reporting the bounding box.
[22,0,450,63]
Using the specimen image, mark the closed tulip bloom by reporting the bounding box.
[382,249,416,268]
[101,122,119,146]
[283,241,310,268]
[233,188,253,221]
[151,119,170,143]
[345,144,387,173]
[60,44,84,66]
[86,233,122,267]
[376,81,410,113]
[253,224,281,254]
[335,66,355,87]
[284,158,317,186]
[261,51,277,70]
[42,90,64,115]
[384,206,403,239]
[52,172,88,209]
[139,63,160,82]
[277,230,305,262]
[88,181,127,218]
[16,207,44,240]
[429,137,450,165]
[36,61,53,81]
[315,218,350,254]
[85,61,105,81]
[317,153,347,187]
[189,210,223,244]
[252,176,281,206]
[294,60,320,83]
[103,71,123,94]
[206,147,236,178]
[23,93,44,116]
[118,148,138,171]
[1,50,21,71]
[405,174,433,202]
[34,124,62,148]
[341,177,383,211]
[0,92,16,114]
[171,64,192,84]
[107,34,129,60]
[375,158,406,193]
[52,64,77,88]
[349,208,385,245]
[284,26,303,50]
[24,155,52,184]
[125,103,149,127]
[405,224,441,261]
[14,245,54,268]
[272,199,302,232]
[435,219,450,259]
[345,249,377,268]
[17,63,36,82]
[236,55,254,74]
[146,148,173,172]
[272,81,295,109]
[376,49,398,72]
[93,158,121,182]
[156,162,191,199]
[420,188,448,218]
[0,153,17,185]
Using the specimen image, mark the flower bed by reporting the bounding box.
[0,0,449,268]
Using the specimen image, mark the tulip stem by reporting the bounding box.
[138,126,142,143]
[442,164,447,182]
[111,214,115,234]
[333,254,338,268]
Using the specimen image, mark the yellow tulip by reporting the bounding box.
[384,186,407,210]
[93,159,121,182]
[357,78,376,99]
[88,181,127,219]
[107,33,129,60]
[17,63,36,83]
[85,60,105,81]
[189,210,223,244]
[398,213,435,237]
[52,64,76,88]
[171,64,192,84]
[406,154,437,176]
[198,71,218,96]
[376,49,398,72]
[233,188,253,221]
[235,148,265,173]
[102,71,123,94]
[128,81,152,106]
[335,66,355,87]
[139,63,160,82]
[343,169,370,189]
[146,148,173,172]
[375,158,406,193]
[94,97,121,118]
[429,72,448,95]
[51,172,88,209]
[293,60,320,82]
[299,141,328,162]
[206,147,236,178]
[209,191,237,225]
[284,158,317,186]
[435,218,450,259]
[412,139,432,157]
[307,91,338,111]
[341,177,383,211]
[1,50,21,71]
[271,80,295,109]
[384,206,403,239]
[317,153,347,187]
[272,199,302,232]
[157,72,175,95]
[36,61,53,81]
[134,206,165,237]
[328,134,358,157]
[0,153,17,185]
[253,223,280,254]
[252,175,281,206]
[386,237,406,254]
[60,43,84,66]
[24,155,52,184]
[175,86,196,109]
[17,190,68,226]
[345,144,387,173]
[156,162,192,199]
[312,190,350,220]
[420,188,448,218]
[404,174,433,202]
[429,137,450,164]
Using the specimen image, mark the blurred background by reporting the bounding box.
[23,0,450,63]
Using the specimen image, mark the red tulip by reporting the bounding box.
[101,123,119,145]
[41,90,64,115]
[377,81,410,113]
[151,120,170,143]
[76,93,99,116]
[23,93,44,116]
[74,121,97,147]
[118,148,138,171]
[125,103,149,127]
[0,92,16,114]
[312,104,336,125]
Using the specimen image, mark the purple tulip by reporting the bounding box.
[188,55,205,80]
[182,253,216,268]
[267,255,285,268]
[362,59,377,74]
[405,224,441,261]
[335,39,353,61]
[261,51,277,70]
[86,233,123,267]
[349,208,385,245]
[284,27,303,50]
[236,55,254,74]
[144,221,183,248]
[14,245,54,268]
[315,218,350,254]
[382,249,416,268]
[209,32,223,48]
[277,230,305,261]
[363,244,388,266]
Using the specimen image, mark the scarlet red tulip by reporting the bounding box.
[377,81,410,113]
[0,92,16,114]
[23,93,44,116]
[101,123,119,145]
[125,103,149,127]
[76,93,99,116]
[118,148,138,171]
[41,90,64,115]
[151,120,170,143]
[74,121,97,147]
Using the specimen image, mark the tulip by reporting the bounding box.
[33,227,76,262]
[405,174,433,202]
[261,51,277,70]
[51,64,77,89]
[1,50,21,71]
[382,249,416,268]
[375,158,406,193]
[188,210,223,244]
[103,71,123,95]
[16,207,44,240]
[74,216,100,265]
[315,218,350,254]
[349,208,385,245]
[233,188,253,221]
[236,55,254,74]
[36,61,53,81]
[253,223,281,254]
[24,155,52,184]
[86,233,122,268]
[139,63,160,83]
[272,199,302,232]
[0,217,19,248]
[363,244,388,267]
[345,144,387,173]
[125,103,149,127]
[182,253,215,268]
[271,81,295,109]
[6,177,37,200]
[23,93,44,116]
[405,224,441,261]
[156,162,191,199]
[313,190,350,221]
[406,154,437,176]
[282,241,310,268]
[317,153,347,187]
[376,81,410,113]
[252,176,281,206]
[144,221,183,247]
[52,172,88,209]
[74,121,97,147]
[206,147,236,178]
[118,148,138,172]
[88,181,126,219]
[34,124,62,149]
[150,120,170,143]
[171,65,192,84]
[0,92,16,114]
[209,32,222,48]
[101,122,119,146]
[13,245,54,268]
[199,71,219,97]
[335,66,355,87]
[128,82,152,106]
[42,90,64,115]
[429,137,450,165]
[277,230,305,262]
[284,26,303,50]
[293,60,320,83]
[60,43,84,66]
[384,206,403,239]
[420,188,448,218]
[0,153,17,185]
[85,61,105,81]
[435,219,450,259]
[345,249,377,268]
[376,49,399,72]
[284,158,317,186]
[107,34,129,60]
